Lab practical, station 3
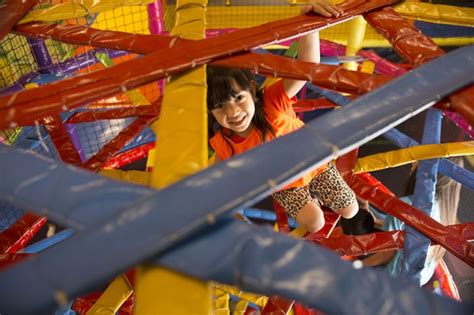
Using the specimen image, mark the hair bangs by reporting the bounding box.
[207,67,253,110]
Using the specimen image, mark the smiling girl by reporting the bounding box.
[207,0,358,232]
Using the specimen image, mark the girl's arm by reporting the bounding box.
[283,0,343,98]
[362,250,396,267]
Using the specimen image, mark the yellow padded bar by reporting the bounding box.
[351,37,474,48]
[99,170,150,186]
[148,68,208,186]
[135,266,213,314]
[214,289,231,315]
[135,1,211,314]
[214,284,268,309]
[360,60,375,74]
[147,1,208,186]
[290,226,307,238]
[19,0,155,24]
[394,2,474,27]
[86,274,133,315]
[343,16,367,71]
[233,300,249,315]
[354,141,474,174]
[201,6,474,48]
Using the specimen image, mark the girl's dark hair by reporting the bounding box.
[340,209,375,235]
[207,66,274,154]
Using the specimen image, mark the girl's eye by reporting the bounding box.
[235,94,245,102]
[214,103,224,110]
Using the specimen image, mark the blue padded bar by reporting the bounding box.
[21,229,74,254]
[400,109,442,283]
[156,220,472,315]
[383,129,474,190]
[0,145,156,229]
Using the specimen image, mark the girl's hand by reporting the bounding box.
[300,0,344,18]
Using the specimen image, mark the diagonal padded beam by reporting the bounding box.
[351,172,474,267]
[365,6,444,66]
[81,115,156,171]
[364,6,474,125]
[42,115,83,166]
[211,52,391,94]
[14,22,175,53]
[0,0,38,41]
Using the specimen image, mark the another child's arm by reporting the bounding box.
[283,0,343,98]
[362,250,396,267]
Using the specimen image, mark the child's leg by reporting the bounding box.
[273,187,324,233]
[308,163,358,218]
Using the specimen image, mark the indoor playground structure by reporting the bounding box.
[1,0,474,314]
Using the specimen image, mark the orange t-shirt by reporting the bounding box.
[210,81,327,189]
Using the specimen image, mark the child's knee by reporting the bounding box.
[296,202,325,233]
[338,200,359,219]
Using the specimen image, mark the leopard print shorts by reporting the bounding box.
[272,163,356,219]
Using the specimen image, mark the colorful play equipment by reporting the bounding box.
[0,0,473,314]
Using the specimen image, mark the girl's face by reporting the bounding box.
[210,80,256,137]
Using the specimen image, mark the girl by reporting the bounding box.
[360,157,464,287]
[207,0,358,233]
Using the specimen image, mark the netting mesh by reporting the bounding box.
[164,1,300,31]
[0,128,22,145]
[0,1,163,231]
[163,0,351,40]
[163,0,474,46]
[0,34,37,88]
[0,0,161,158]
[13,124,60,160]
[74,118,134,161]
[162,0,380,45]
[92,5,150,34]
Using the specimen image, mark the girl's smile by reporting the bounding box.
[228,114,247,129]
[210,82,256,137]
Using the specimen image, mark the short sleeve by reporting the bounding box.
[209,133,228,161]
[382,215,404,232]
[263,80,297,117]
[382,195,412,232]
